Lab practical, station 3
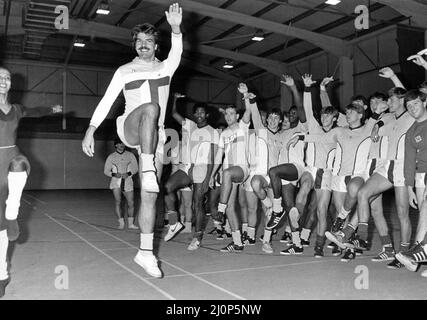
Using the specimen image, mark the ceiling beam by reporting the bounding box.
[142,0,352,57]
[376,0,427,29]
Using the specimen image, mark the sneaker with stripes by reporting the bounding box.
[341,249,356,262]
[372,247,395,262]
[395,242,427,272]
[346,237,369,251]
[325,231,346,249]
[280,244,303,255]
[331,217,345,233]
[387,258,403,269]
[220,242,244,253]
[266,210,286,230]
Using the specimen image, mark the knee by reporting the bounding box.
[250,178,261,192]
[164,181,175,194]
[127,200,134,208]
[142,103,160,117]
[396,204,409,219]
[347,183,360,198]
[222,169,232,181]
[9,155,30,173]
[268,167,277,178]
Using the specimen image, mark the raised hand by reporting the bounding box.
[52,104,63,113]
[417,48,427,56]
[174,92,186,99]
[378,67,395,78]
[302,74,316,87]
[165,3,182,29]
[407,54,427,68]
[280,74,295,87]
[320,76,334,87]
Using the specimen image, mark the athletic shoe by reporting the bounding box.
[314,245,324,258]
[399,242,427,263]
[164,222,184,241]
[141,171,159,193]
[371,247,395,262]
[301,239,310,247]
[355,249,363,256]
[332,245,342,256]
[288,207,300,229]
[346,237,369,251]
[262,241,274,254]
[265,209,286,230]
[187,238,201,251]
[243,236,256,246]
[341,249,356,262]
[325,230,347,249]
[207,227,223,236]
[395,252,418,272]
[280,231,292,243]
[211,211,225,225]
[0,277,10,298]
[327,242,335,249]
[216,230,232,240]
[421,269,427,278]
[387,258,402,269]
[331,217,345,233]
[220,242,244,253]
[133,252,162,278]
[6,219,20,241]
[118,218,125,230]
[280,244,303,255]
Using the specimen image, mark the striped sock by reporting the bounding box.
[338,207,351,220]
[139,233,154,256]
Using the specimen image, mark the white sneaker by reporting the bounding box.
[134,252,162,278]
[289,207,299,229]
[187,238,200,251]
[128,218,139,230]
[262,241,274,254]
[118,218,125,230]
[141,171,159,193]
[164,222,184,241]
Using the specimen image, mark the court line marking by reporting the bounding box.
[45,213,176,300]
[67,213,246,300]
[24,193,47,205]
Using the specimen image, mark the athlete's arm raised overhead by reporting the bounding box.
[379,67,405,89]
[281,74,306,123]
[238,83,263,130]
[171,92,186,124]
[238,83,252,124]
[164,3,183,72]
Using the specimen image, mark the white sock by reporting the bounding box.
[292,231,301,247]
[224,220,232,233]
[247,227,255,239]
[338,207,351,219]
[0,231,8,280]
[128,217,135,226]
[139,233,154,256]
[5,171,28,220]
[232,230,242,246]
[285,224,291,233]
[140,153,155,172]
[272,198,282,213]
[218,202,227,213]
[242,223,248,233]
[263,229,272,243]
[261,197,272,208]
[301,228,311,241]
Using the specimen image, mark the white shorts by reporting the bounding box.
[331,174,368,193]
[109,177,133,192]
[374,159,405,187]
[306,166,332,191]
[116,115,166,158]
[415,172,427,189]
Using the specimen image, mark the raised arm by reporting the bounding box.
[379,67,405,89]
[407,50,427,71]
[237,83,252,124]
[319,76,334,108]
[238,83,263,129]
[165,3,183,71]
[281,74,305,122]
[171,92,186,124]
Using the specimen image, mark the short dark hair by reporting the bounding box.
[404,89,427,106]
[114,137,123,146]
[369,92,387,102]
[267,108,282,119]
[321,106,338,118]
[351,95,369,106]
[192,102,208,114]
[388,87,407,99]
[345,103,365,115]
[131,23,160,48]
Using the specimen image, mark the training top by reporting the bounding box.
[219,121,250,169]
[104,150,138,176]
[404,118,427,186]
[181,119,219,166]
[379,111,414,161]
[303,89,336,170]
[368,112,394,160]
[90,33,183,129]
[304,116,379,176]
[0,104,24,147]
[278,122,307,168]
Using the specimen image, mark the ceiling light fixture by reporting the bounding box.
[251,29,265,42]
[325,0,341,5]
[73,39,85,47]
[223,60,234,69]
